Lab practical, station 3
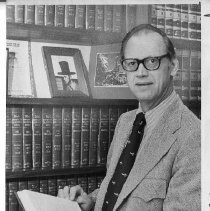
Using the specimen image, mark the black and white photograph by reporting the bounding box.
[1,0,210,211]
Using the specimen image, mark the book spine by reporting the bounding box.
[42,107,53,169]
[57,178,67,190]
[97,107,109,166]
[96,176,104,188]
[150,5,157,27]
[62,107,72,168]
[52,107,62,169]
[65,5,76,28]
[32,107,42,170]
[35,5,45,25]
[196,4,201,41]
[104,5,113,32]
[48,178,57,196]
[22,107,32,170]
[71,107,82,168]
[45,5,55,26]
[78,176,88,193]
[190,50,199,101]
[15,5,24,24]
[6,5,15,23]
[39,178,48,194]
[80,107,90,167]
[8,181,19,211]
[156,4,165,32]
[75,5,86,29]
[6,107,12,171]
[197,51,201,101]
[172,4,181,39]
[87,176,97,194]
[125,4,137,33]
[112,5,123,33]
[165,4,173,37]
[86,5,95,30]
[27,179,40,192]
[18,180,28,211]
[181,4,189,40]
[67,176,78,187]
[174,49,182,98]
[181,49,190,101]
[12,107,23,171]
[24,5,35,24]
[55,5,65,27]
[95,5,104,31]
[109,107,118,147]
[188,4,197,41]
[89,107,99,167]
[6,182,9,211]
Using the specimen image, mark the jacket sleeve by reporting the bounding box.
[163,130,201,210]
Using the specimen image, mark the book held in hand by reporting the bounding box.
[16,190,81,211]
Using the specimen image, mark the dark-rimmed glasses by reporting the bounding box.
[121,53,170,72]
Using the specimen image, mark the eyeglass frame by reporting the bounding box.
[120,53,171,72]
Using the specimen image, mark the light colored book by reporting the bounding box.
[16,190,81,211]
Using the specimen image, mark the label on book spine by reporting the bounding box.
[97,108,109,166]
[28,179,40,192]
[112,5,123,33]
[15,5,24,23]
[86,5,95,30]
[109,107,118,146]
[40,178,48,194]
[42,108,53,169]
[62,107,72,168]
[71,107,82,168]
[48,178,57,196]
[55,5,65,27]
[6,5,15,23]
[32,107,42,170]
[18,180,28,191]
[6,107,12,171]
[45,5,55,26]
[87,176,97,194]
[95,5,104,31]
[52,107,62,169]
[65,5,76,28]
[8,181,18,211]
[12,107,23,171]
[23,107,32,170]
[89,107,99,167]
[78,177,88,193]
[80,107,90,167]
[35,5,45,25]
[104,5,113,32]
[24,5,35,24]
[75,5,86,29]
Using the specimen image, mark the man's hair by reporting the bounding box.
[120,24,176,61]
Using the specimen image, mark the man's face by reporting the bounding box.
[124,32,176,105]
[63,75,70,84]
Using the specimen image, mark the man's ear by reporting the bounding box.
[170,58,179,77]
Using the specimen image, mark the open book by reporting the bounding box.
[16,190,81,211]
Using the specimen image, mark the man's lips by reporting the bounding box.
[135,82,153,86]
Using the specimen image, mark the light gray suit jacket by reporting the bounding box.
[94,96,201,211]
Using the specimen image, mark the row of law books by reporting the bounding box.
[6,105,133,172]
[173,48,201,102]
[150,4,201,41]
[6,4,137,33]
[6,174,104,211]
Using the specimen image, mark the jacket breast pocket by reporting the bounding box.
[131,178,167,202]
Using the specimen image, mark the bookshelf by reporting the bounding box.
[6,3,201,211]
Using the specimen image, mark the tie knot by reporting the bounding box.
[133,112,146,127]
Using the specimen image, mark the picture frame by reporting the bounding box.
[89,43,135,99]
[42,46,90,97]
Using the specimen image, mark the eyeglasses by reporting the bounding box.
[121,53,170,72]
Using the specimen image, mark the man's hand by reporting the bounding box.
[58,185,94,211]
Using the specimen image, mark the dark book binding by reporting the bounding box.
[125,5,137,33]
[24,5,35,24]
[75,5,86,29]
[112,5,123,33]
[95,5,104,31]
[39,178,48,194]
[27,179,40,192]
[55,5,65,27]
[6,5,15,23]
[6,107,12,171]
[8,181,19,211]
[86,5,95,30]
[45,5,55,26]
[52,107,62,169]
[35,5,45,25]
[64,5,76,28]
[109,107,118,146]
[15,5,24,24]
[104,5,113,32]
[48,178,57,196]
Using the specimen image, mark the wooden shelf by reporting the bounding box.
[7,23,124,45]
[6,97,139,107]
[6,166,106,180]
[7,23,201,50]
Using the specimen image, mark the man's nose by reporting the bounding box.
[136,63,148,77]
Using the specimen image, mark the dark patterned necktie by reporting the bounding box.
[102,112,146,211]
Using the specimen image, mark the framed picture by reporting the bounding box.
[89,43,135,99]
[42,46,90,97]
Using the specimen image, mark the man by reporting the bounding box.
[58,24,201,210]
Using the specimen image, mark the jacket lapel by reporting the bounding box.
[114,98,182,210]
